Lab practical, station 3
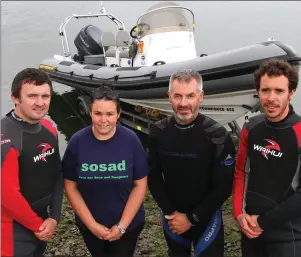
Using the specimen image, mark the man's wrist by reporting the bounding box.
[46,217,58,226]
[48,215,59,224]
[185,213,198,226]
[257,215,266,230]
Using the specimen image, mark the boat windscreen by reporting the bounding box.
[136,2,193,38]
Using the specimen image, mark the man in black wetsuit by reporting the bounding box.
[148,69,236,257]
[1,68,63,257]
[232,59,301,257]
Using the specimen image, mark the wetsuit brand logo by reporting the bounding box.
[221,154,235,166]
[205,214,219,242]
[192,214,199,223]
[1,133,11,145]
[253,139,283,159]
[33,143,55,162]
[81,160,126,172]
[163,151,197,158]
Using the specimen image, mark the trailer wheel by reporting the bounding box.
[78,101,87,116]
[76,95,91,117]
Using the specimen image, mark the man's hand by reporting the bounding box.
[89,222,110,240]
[236,213,262,239]
[103,225,123,242]
[165,212,191,235]
[34,218,57,241]
[250,215,263,233]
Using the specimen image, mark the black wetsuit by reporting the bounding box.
[1,110,63,257]
[148,114,236,257]
[233,106,301,257]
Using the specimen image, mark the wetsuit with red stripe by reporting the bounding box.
[233,106,301,257]
[1,110,63,257]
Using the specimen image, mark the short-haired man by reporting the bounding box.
[148,69,236,257]
[1,68,63,257]
[232,59,301,257]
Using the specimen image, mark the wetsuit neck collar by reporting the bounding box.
[173,114,200,130]
[6,109,41,132]
[265,104,295,128]
[11,111,24,122]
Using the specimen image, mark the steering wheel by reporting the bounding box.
[130,23,150,39]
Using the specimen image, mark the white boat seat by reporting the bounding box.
[105,46,117,58]
[101,32,116,57]
[116,30,131,48]
[116,30,131,60]
[119,50,130,58]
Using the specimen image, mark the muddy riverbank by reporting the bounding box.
[45,193,241,257]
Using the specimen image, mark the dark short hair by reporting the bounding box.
[254,59,299,92]
[11,68,53,98]
[89,84,121,113]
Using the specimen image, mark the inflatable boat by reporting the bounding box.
[39,1,301,125]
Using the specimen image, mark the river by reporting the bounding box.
[2,1,301,153]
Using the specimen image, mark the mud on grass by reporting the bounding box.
[45,193,241,257]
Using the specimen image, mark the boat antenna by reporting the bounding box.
[100,1,106,14]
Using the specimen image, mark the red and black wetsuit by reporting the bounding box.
[1,110,63,257]
[233,106,301,257]
[148,114,236,257]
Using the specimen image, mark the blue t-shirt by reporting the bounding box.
[62,124,149,231]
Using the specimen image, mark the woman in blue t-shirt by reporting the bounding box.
[62,85,149,257]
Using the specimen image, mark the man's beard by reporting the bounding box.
[174,107,199,124]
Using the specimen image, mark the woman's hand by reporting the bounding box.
[90,222,110,239]
[103,225,123,242]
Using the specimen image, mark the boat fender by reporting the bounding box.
[135,105,142,113]
[114,75,119,81]
[89,74,94,79]
[151,109,160,118]
[145,108,152,116]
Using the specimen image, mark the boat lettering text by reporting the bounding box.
[199,107,235,112]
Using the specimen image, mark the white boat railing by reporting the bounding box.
[59,1,125,57]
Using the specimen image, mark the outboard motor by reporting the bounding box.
[74,25,104,61]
